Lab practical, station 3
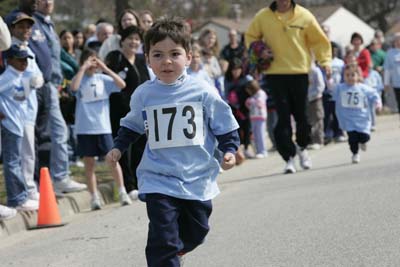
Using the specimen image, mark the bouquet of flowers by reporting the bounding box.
[248,40,274,73]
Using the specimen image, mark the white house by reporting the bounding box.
[311,5,375,48]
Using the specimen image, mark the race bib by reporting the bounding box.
[144,102,204,149]
[340,91,365,109]
[80,79,108,103]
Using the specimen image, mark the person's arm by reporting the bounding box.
[70,56,94,91]
[305,16,332,75]
[0,16,11,51]
[106,126,142,166]
[216,130,240,170]
[245,11,264,48]
[95,57,126,89]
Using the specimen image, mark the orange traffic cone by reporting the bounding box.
[33,167,65,229]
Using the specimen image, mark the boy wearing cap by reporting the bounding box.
[8,11,44,201]
[0,44,39,211]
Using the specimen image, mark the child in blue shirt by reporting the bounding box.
[333,64,382,163]
[364,68,384,130]
[70,49,131,210]
[0,44,39,211]
[307,63,325,149]
[106,18,240,267]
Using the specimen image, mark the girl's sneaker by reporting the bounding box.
[120,192,132,206]
[352,153,360,164]
[360,143,367,151]
[91,196,102,210]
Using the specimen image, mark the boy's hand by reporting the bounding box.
[106,148,121,166]
[375,101,383,112]
[82,56,97,70]
[94,57,108,72]
[221,152,236,170]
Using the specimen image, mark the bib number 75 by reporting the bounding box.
[145,102,204,149]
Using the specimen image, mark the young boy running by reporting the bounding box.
[106,17,240,267]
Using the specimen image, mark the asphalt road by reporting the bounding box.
[0,115,399,267]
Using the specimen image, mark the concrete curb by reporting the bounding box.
[0,181,116,238]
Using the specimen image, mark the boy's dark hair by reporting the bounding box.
[144,17,191,55]
[225,57,244,81]
[120,25,144,44]
[80,48,97,65]
[351,32,363,44]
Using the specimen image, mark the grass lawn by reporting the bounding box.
[0,163,113,205]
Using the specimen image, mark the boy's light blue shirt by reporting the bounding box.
[121,74,239,201]
[308,65,325,101]
[187,66,214,87]
[364,69,384,92]
[383,48,400,88]
[333,82,380,134]
[74,73,120,134]
[0,66,28,137]
[9,39,43,126]
[331,57,345,86]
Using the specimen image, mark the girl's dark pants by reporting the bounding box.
[145,193,212,267]
[347,131,370,154]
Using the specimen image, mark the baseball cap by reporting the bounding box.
[4,44,33,59]
[9,12,35,26]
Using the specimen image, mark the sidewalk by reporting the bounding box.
[0,181,117,238]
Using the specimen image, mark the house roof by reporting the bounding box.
[192,17,253,34]
[307,4,342,23]
[192,4,342,34]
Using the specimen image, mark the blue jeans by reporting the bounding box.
[47,82,69,181]
[1,127,28,207]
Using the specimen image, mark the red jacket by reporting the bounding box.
[357,48,372,78]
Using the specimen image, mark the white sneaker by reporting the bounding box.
[307,143,321,150]
[284,157,296,174]
[90,196,102,210]
[255,153,267,159]
[54,178,87,194]
[28,191,40,201]
[15,199,39,211]
[244,149,255,159]
[119,191,132,206]
[297,147,312,169]
[352,153,360,164]
[360,143,367,151]
[335,135,347,143]
[128,190,139,201]
[0,205,17,220]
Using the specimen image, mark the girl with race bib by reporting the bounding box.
[333,64,382,164]
[70,49,132,210]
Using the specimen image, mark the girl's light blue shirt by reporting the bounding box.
[333,82,380,134]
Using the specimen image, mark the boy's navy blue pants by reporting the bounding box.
[145,193,212,267]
